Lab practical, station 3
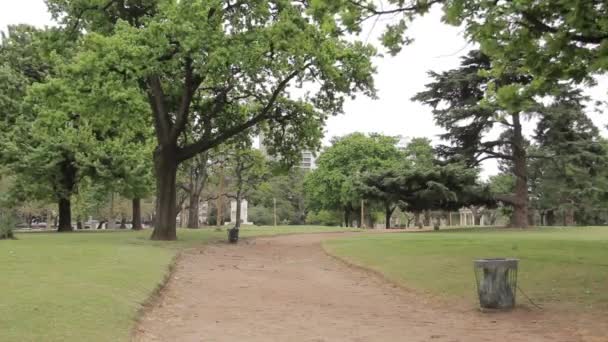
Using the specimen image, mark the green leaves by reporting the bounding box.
[304,133,403,213]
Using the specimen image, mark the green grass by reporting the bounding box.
[324,227,608,311]
[1,226,354,342]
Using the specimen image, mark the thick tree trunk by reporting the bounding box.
[511,112,529,228]
[385,204,394,229]
[344,208,351,227]
[57,158,76,232]
[132,198,142,230]
[57,198,73,232]
[151,146,178,241]
[187,193,200,229]
[546,210,556,226]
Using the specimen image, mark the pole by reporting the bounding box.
[217,165,224,227]
[108,192,115,230]
[273,197,277,227]
[360,199,365,228]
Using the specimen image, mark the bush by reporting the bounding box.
[248,206,274,226]
[306,210,342,226]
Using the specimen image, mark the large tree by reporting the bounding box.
[529,99,608,225]
[48,0,376,240]
[361,162,489,224]
[304,133,402,227]
[413,50,566,227]
[0,25,81,231]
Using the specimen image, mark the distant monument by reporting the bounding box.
[227,199,253,225]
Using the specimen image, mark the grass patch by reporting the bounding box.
[1,225,353,342]
[324,227,608,311]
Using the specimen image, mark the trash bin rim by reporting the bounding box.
[474,258,519,268]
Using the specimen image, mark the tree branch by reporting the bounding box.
[147,76,172,144]
[346,0,443,15]
[171,57,203,141]
[176,64,311,162]
[521,11,607,44]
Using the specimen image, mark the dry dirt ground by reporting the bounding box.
[134,232,601,342]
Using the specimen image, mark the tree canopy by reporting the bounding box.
[304,133,402,226]
[45,0,377,240]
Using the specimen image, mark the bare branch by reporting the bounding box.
[176,63,312,162]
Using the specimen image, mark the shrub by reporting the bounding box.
[248,206,274,226]
[306,210,342,226]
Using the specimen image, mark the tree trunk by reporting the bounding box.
[57,157,76,232]
[187,193,200,229]
[471,207,482,225]
[120,216,127,229]
[235,193,242,229]
[344,208,350,227]
[414,211,422,229]
[423,210,431,227]
[76,220,83,230]
[423,210,431,226]
[545,210,555,226]
[57,198,72,232]
[151,146,178,241]
[132,198,142,230]
[385,204,395,229]
[564,207,575,226]
[511,112,529,228]
[434,216,441,230]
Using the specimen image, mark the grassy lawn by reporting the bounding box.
[324,227,608,312]
[1,226,353,342]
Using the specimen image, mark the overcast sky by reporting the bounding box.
[1,1,606,177]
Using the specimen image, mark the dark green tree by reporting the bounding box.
[529,98,608,225]
[412,50,575,228]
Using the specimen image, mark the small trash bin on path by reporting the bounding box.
[473,258,519,310]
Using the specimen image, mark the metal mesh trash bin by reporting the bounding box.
[474,258,519,310]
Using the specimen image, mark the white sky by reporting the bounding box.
[1,2,606,177]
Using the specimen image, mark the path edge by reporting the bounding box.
[320,239,451,308]
[130,250,184,339]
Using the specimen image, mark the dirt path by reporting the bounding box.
[134,232,586,342]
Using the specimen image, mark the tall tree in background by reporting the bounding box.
[361,163,488,223]
[47,0,376,240]
[305,133,402,227]
[178,151,211,229]
[414,50,550,228]
[226,144,268,242]
[529,97,608,225]
[249,168,308,225]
